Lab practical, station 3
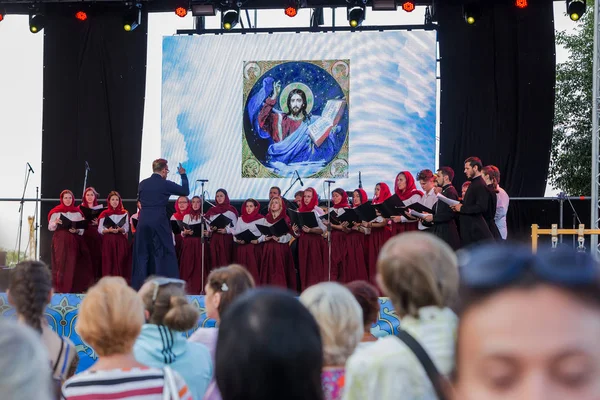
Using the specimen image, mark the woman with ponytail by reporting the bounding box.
[179,196,209,294]
[98,191,131,281]
[79,187,104,281]
[8,260,79,383]
[134,277,212,400]
[48,189,94,293]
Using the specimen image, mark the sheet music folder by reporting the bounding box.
[176,221,203,237]
[287,209,319,229]
[373,194,406,218]
[256,219,289,237]
[354,202,378,222]
[103,215,127,229]
[235,229,259,243]
[58,214,87,230]
[80,206,106,221]
[210,214,233,230]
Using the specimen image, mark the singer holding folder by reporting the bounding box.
[98,192,131,281]
[205,189,238,270]
[179,196,207,294]
[364,183,392,282]
[132,159,189,289]
[79,187,104,281]
[230,199,264,283]
[48,190,94,293]
[390,172,422,236]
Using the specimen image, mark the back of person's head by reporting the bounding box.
[140,277,199,332]
[453,244,600,400]
[8,260,52,333]
[346,280,380,328]
[378,231,459,316]
[152,158,168,172]
[207,264,255,317]
[216,288,323,400]
[0,319,53,400]
[300,282,363,367]
[77,276,144,357]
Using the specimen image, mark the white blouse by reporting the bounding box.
[227,217,263,239]
[48,212,85,236]
[98,213,129,236]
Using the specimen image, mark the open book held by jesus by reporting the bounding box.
[308,99,346,147]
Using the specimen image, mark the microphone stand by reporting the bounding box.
[199,180,208,294]
[282,173,302,199]
[325,180,335,281]
[17,164,33,262]
[82,162,90,198]
[34,186,39,260]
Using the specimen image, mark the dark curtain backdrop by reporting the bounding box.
[437,1,556,196]
[40,7,147,266]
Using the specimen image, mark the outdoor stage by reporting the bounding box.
[0,292,400,372]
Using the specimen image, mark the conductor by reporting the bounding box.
[132,158,189,288]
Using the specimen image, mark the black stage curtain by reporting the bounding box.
[40,7,148,266]
[437,1,555,196]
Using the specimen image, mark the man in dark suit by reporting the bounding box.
[132,158,189,288]
[451,157,493,247]
[422,167,461,250]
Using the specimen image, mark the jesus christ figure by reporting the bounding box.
[258,81,309,143]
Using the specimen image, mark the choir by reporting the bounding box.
[47,158,509,294]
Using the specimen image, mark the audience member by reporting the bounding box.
[346,280,380,347]
[135,277,213,400]
[62,277,193,400]
[0,319,54,400]
[188,264,255,400]
[8,260,79,383]
[301,282,363,400]
[452,244,600,400]
[217,288,324,400]
[343,232,459,400]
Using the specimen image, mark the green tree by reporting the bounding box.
[549,0,594,195]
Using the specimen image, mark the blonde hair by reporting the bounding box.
[378,232,459,317]
[141,279,199,332]
[77,277,144,356]
[300,282,363,367]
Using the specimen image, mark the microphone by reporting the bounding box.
[85,161,91,171]
[26,162,34,174]
[359,171,362,189]
[324,180,336,183]
[196,179,209,182]
[295,170,304,186]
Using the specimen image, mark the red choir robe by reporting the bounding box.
[391,172,423,236]
[230,200,263,284]
[297,188,327,291]
[205,190,239,271]
[179,212,209,294]
[79,189,104,282]
[98,197,131,282]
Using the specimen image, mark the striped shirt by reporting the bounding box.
[61,367,193,400]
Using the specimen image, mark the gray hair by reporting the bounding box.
[300,282,364,366]
[0,319,53,400]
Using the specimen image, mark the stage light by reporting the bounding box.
[401,1,415,12]
[285,6,298,17]
[123,4,141,32]
[347,5,365,28]
[567,0,586,21]
[0,7,5,22]
[175,6,188,17]
[29,13,45,33]
[463,4,479,25]
[191,3,215,16]
[222,7,239,30]
[372,0,396,11]
[515,0,528,9]
[75,11,88,21]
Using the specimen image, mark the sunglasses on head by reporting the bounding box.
[458,244,600,289]
[150,278,186,304]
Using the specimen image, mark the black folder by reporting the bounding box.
[131,217,138,229]
[373,194,406,218]
[337,208,361,225]
[287,209,319,229]
[354,202,378,222]
[177,221,203,237]
[256,218,289,237]
[319,211,341,225]
[103,215,127,229]
[409,202,435,215]
[58,214,87,230]
[210,214,233,230]
[171,220,183,235]
[80,206,106,221]
[235,229,259,243]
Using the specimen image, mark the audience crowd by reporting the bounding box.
[1,233,600,400]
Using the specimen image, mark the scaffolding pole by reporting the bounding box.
[592,0,600,257]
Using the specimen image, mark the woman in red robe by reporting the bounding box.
[98,191,131,282]
[170,196,190,263]
[292,187,327,291]
[179,196,207,294]
[324,188,350,282]
[205,189,238,270]
[230,199,263,283]
[343,189,370,282]
[79,187,104,282]
[390,171,423,235]
[363,183,392,282]
[259,196,296,289]
[48,190,94,293]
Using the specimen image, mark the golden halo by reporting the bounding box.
[279,82,314,115]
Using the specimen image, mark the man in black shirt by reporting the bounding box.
[422,167,461,249]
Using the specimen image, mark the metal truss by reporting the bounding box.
[592,0,600,256]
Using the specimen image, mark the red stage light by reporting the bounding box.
[285,6,297,17]
[515,0,528,9]
[0,14,3,22]
[75,11,87,21]
[175,7,188,17]
[402,1,415,12]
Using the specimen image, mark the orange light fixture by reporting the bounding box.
[285,6,297,17]
[75,11,88,21]
[401,1,415,12]
[515,0,528,9]
[175,6,188,17]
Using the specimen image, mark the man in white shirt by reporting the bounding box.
[487,166,509,239]
[415,169,438,231]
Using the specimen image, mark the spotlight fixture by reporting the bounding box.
[515,0,528,9]
[347,5,365,28]
[0,7,5,22]
[463,3,479,25]
[175,6,188,17]
[401,1,415,12]
[123,4,142,32]
[566,0,586,21]
[29,12,45,33]
[285,6,298,17]
[75,10,88,21]
[221,7,239,30]
[191,3,216,16]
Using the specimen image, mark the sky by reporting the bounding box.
[0,3,580,252]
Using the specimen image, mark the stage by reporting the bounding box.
[0,292,400,372]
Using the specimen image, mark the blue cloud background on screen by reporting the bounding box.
[161,31,437,200]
